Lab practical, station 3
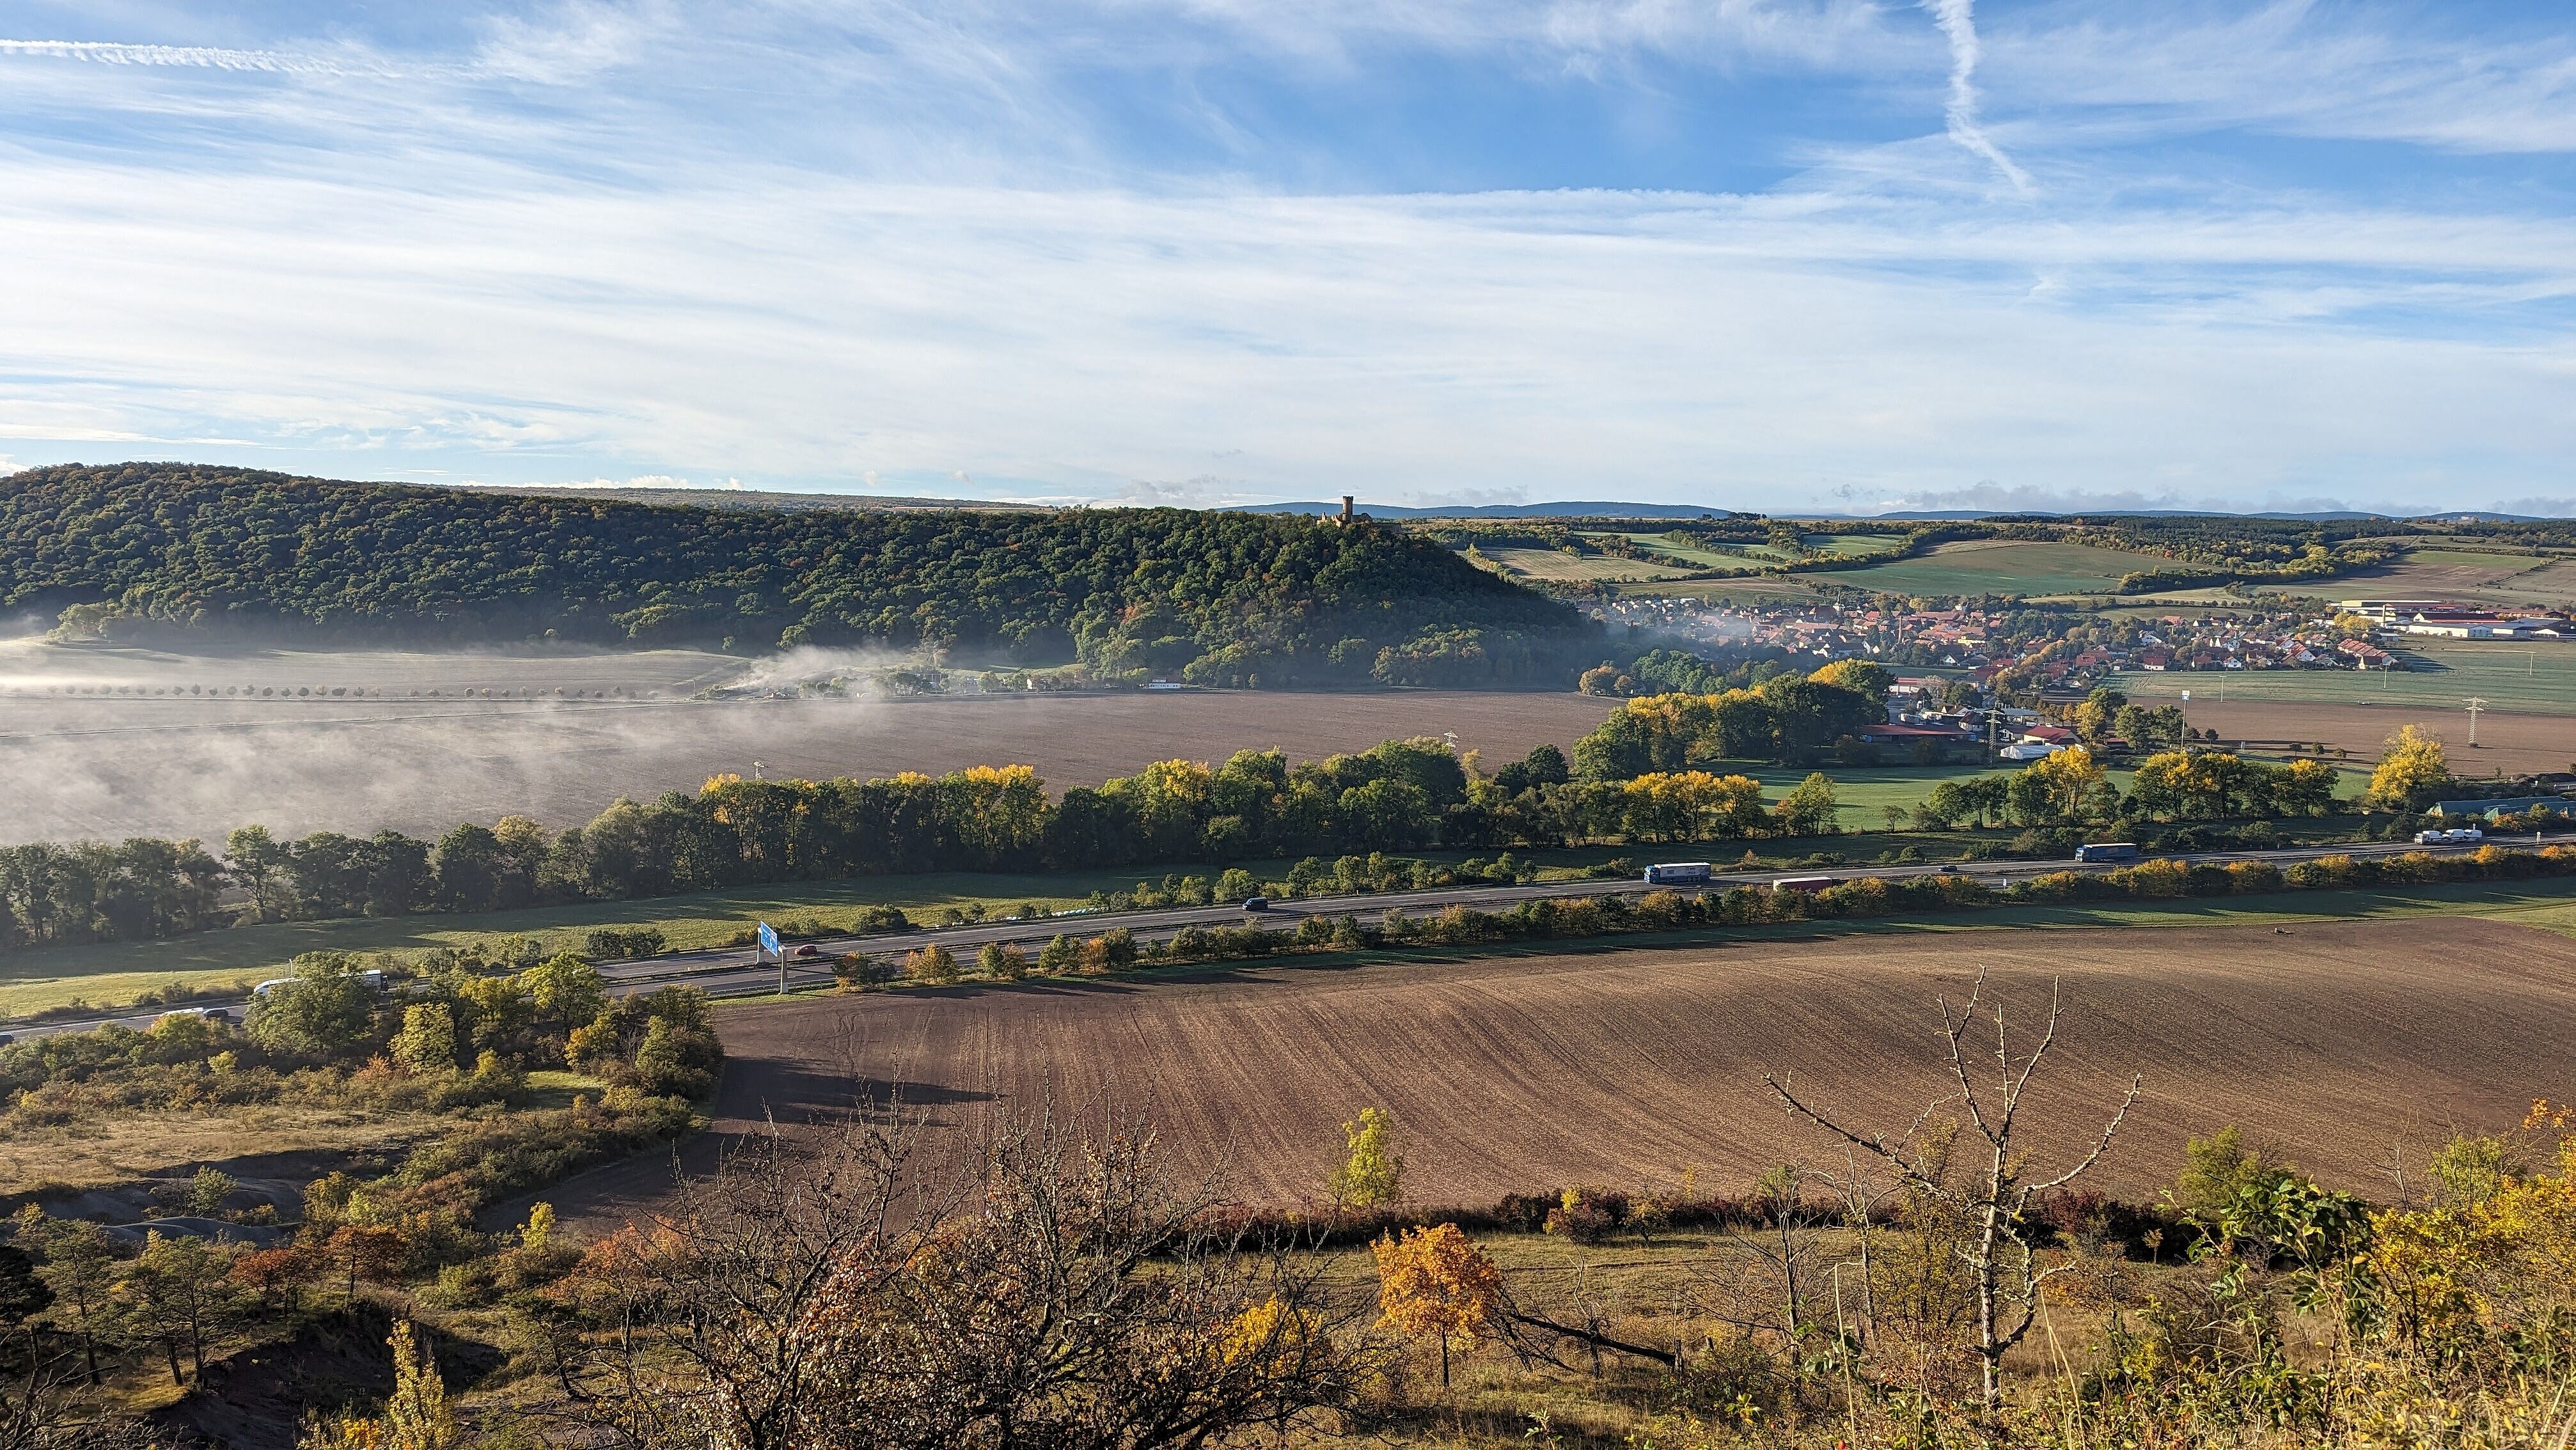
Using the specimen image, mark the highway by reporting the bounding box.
[3,834,2553,1043]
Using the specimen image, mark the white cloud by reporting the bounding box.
[1,2,2574,511]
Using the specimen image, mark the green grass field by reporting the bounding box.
[1802,533,1903,557]
[1813,539,2164,596]
[2113,638,2576,717]
[1614,575,1822,603]
[1477,546,1695,582]
[1588,533,1755,568]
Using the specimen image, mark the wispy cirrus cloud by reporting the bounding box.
[1920,0,2030,192]
[0,38,350,72]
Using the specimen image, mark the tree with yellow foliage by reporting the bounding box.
[2366,724,2451,812]
[2008,744,2108,824]
[1373,1224,1502,1386]
[1329,1107,1404,1209]
[1617,770,1766,842]
[1807,657,1891,703]
[381,1320,459,1449]
[295,1323,461,1450]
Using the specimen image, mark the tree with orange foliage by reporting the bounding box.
[1374,1224,1502,1387]
[230,1242,324,1314]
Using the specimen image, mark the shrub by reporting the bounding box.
[633,1018,714,1098]
[391,1002,459,1075]
[244,953,384,1061]
[854,905,912,933]
[978,942,1029,980]
[906,943,960,985]
[1544,1186,1628,1244]
[583,927,666,959]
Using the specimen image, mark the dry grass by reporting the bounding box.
[2306,547,2573,605]
[0,1105,440,1198]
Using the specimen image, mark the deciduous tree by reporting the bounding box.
[1373,1224,1502,1386]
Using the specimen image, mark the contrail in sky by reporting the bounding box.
[0,38,358,75]
[1922,0,2032,194]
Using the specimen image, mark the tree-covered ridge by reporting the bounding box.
[0,463,1595,685]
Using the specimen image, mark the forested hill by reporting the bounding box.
[0,463,1598,687]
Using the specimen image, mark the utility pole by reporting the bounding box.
[2465,697,2487,747]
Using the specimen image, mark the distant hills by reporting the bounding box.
[1249,500,1741,520]
[474,483,1046,513]
[0,464,1598,687]
[432,487,2545,527]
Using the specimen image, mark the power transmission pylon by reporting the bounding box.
[2465,697,2487,747]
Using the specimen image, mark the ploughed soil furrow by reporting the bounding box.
[542,917,2576,1222]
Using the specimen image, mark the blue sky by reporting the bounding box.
[1,1,2573,515]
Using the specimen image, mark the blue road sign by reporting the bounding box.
[757,921,780,955]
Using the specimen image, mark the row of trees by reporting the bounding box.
[1912,745,2346,829]
[0,737,1814,953]
[0,716,2465,959]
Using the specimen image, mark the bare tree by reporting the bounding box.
[1766,971,2139,1412]
[533,1105,948,1449]
[538,1093,1379,1449]
[1693,1163,1828,1356]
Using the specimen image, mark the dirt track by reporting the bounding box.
[542,917,2576,1223]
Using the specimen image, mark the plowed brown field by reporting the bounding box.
[2178,701,2571,776]
[542,917,2576,1222]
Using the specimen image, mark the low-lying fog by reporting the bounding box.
[0,639,1606,845]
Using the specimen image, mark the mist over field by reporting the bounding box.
[0,639,1610,845]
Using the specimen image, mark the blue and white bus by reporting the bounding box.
[1642,862,1714,885]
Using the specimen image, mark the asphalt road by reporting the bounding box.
[8,834,2552,1043]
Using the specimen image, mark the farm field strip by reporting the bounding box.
[540,914,2576,1224]
[2298,547,2576,605]
[2117,639,2576,716]
[1477,547,1694,582]
[1813,539,2164,596]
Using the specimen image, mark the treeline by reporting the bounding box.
[1911,749,2343,829]
[0,710,2410,961]
[0,735,1825,955]
[0,464,1595,686]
